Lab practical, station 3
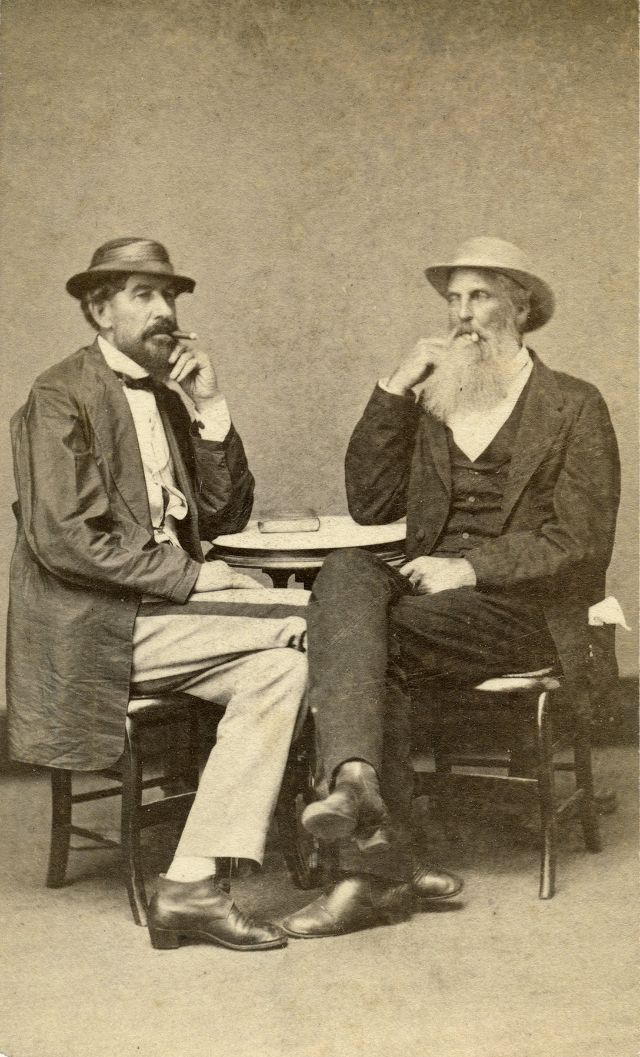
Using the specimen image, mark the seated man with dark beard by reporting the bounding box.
[281,237,620,939]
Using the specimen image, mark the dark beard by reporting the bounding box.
[117,324,178,377]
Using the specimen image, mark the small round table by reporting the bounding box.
[211,515,407,589]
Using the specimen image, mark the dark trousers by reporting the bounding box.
[307,548,556,880]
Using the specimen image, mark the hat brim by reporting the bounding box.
[66,265,195,300]
[425,264,554,332]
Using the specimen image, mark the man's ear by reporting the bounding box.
[88,296,113,331]
[515,306,528,333]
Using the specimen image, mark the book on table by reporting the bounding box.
[257,509,321,533]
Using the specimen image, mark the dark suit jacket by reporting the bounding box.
[345,353,620,688]
[7,341,254,770]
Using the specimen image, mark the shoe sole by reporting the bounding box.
[301,802,358,842]
[354,828,392,854]
[149,927,287,951]
[282,926,356,939]
[281,911,398,940]
[413,881,464,901]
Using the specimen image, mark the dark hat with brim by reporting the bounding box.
[425,236,554,332]
[66,237,196,299]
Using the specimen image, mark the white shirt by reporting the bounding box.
[380,346,533,462]
[98,336,231,547]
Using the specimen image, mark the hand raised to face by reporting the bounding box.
[384,338,446,396]
[167,337,220,406]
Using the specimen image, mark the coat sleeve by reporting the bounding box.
[345,385,421,524]
[189,424,255,538]
[12,383,201,602]
[467,387,621,588]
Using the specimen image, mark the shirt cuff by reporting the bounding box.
[377,378,416,401]
[194,394,232,441]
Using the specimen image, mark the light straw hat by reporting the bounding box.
[425,236,554,331]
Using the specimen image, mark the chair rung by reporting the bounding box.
[141,775,170,790]
[420,772,538,792]
[556,789,584,818]
[446,754,510,768]
[69,825,120,849]
[72,786,123,804]
[137,792,196,828]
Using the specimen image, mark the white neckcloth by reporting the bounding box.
[98,337,188,547]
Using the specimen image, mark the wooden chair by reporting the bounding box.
[274,721,324,891]
[46,691,317,925]
[46,692,203,926]
[412,669,602,899]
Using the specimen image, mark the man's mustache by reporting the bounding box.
[142,320,178,340]
[451,323,489,341]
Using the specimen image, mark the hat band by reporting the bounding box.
[85,259,175,276]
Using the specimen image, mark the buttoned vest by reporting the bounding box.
[434,381,531,558]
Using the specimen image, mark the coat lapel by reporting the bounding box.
[499,353,565,525]
[81,343,152,527]
[422,410,451,495]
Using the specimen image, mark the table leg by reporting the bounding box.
[296,570,318,591]
[268,569,292,589]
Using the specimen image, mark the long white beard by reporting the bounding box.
[418,336,516,422]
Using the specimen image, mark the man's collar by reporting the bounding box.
[97,334,149,379]
[513,343,532,371]
[503,344,532,388]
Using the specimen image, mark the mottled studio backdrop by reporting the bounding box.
[0,0,637,678]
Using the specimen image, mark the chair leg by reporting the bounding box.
[536,691,556,899]
[573,714,602,853]
[121,717,148,926]
[46,770,72,888]
[275,757,323,890]
[429,707,461,842]
[186,709,201,792]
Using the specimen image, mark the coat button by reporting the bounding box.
[415,528,425,541]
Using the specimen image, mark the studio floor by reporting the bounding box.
[1,742,637,1057]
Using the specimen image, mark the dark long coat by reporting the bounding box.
[7,342,254,770]
[345,353,621,688]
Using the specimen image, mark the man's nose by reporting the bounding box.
[150,291,175,317]
[457,296,473,321]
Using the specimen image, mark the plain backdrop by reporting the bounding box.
[0,0,637,676]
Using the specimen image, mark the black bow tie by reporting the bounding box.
[115,372,163,392]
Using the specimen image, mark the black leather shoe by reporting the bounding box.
[281,874,412,939]
[302,763,390,844]
[147,875,288,951]
[411,865,464,901]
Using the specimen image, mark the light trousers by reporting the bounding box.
[131,589,309,864]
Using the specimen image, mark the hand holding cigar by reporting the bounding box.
[167,333,219,404]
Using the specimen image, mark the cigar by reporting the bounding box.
[171,330,198,341]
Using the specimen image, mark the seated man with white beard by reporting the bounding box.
[281,237,620,939]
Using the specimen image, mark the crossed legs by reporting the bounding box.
[130,590,308,950]
[284,548,554,938]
